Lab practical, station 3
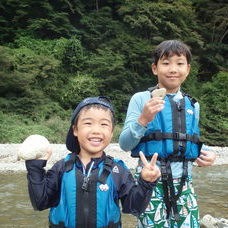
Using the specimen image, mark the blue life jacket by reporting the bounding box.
[49,154,121,228]
[131,88,203,222]
[131,89,202,161]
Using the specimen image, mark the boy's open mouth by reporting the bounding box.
[89,138,102,142]
[89,137,103,146]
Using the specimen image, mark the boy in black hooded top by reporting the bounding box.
[26,96,161,228]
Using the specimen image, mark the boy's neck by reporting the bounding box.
[78,152,103,166]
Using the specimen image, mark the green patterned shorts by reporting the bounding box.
[135,166,200,228]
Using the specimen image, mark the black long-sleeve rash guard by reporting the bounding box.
[25,153,157,216]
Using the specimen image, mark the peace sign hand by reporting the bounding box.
[140,152,161,183]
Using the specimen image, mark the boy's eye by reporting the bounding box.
[101,123,109,126]
[162,62,169,65]
[84,122,92,125]
[178,62,185,65]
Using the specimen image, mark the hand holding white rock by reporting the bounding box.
[18,135,50,160]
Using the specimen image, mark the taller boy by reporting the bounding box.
[119,40,216,227]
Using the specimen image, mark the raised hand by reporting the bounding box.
[38,148,52,160]
[140,152,161,182]
[138,97,165,127]
[196,150,216,167]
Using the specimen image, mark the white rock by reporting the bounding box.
[151,88,166,98]
[17,135,50,160]
[200,214,228,228]
[200,214,219,228]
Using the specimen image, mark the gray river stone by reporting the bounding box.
[200,214,228,228]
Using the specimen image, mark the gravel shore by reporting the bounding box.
[0,143,227,172]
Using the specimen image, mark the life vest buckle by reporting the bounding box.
[160,161,169,181]
[174,132,186,141]
[162,173,169,181]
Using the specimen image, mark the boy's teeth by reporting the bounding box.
[90,138,101,142]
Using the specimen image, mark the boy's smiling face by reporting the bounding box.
[152,54,190,93]
[73,107,113,158]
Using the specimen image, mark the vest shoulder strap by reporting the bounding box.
[182,93,198,106]
[64,153,76,172]
[98,155,114,184]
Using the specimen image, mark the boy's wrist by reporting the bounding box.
[138,117,148,127]
[138,174,157,189]
[25,159,47,171]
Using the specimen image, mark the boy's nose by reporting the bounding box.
[169,64,177,72]
[91,124,101,133]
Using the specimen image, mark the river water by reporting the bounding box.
[0,165,227,227]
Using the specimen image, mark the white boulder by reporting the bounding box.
[200,214,228,228]
[17,135,50,160]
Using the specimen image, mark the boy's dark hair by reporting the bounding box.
[152,40,192,65]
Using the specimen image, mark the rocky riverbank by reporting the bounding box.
[0,143,138,172]
[0,143,227,172]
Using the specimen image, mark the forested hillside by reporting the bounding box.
[0,0,227,145]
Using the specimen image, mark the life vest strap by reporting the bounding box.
[140,132,201,144]
[158,156,196,162]
[161,160,188,221]
[65,152,77,172]
[132,154,197,161]
[98,155,114,184]
[183,93,198,106]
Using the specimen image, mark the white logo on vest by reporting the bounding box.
[112,166,119,173]
[99,184,109,191]
[187,109,193,115]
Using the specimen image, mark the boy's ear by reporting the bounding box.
[72,125,78,137]
[151,63,158,75]
[186,64,191,76]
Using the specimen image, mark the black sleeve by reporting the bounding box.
[25,159,65,211]
[113,163,157,216]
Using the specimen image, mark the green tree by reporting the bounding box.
[0,0,76,43]
[193,0,228,78]
[0,0,227,145]
[200,72,228,146]
[118,0,203,48]
[57,73,101,109]
[0,45,65,120]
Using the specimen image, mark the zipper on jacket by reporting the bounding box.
[82,161,94,228]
